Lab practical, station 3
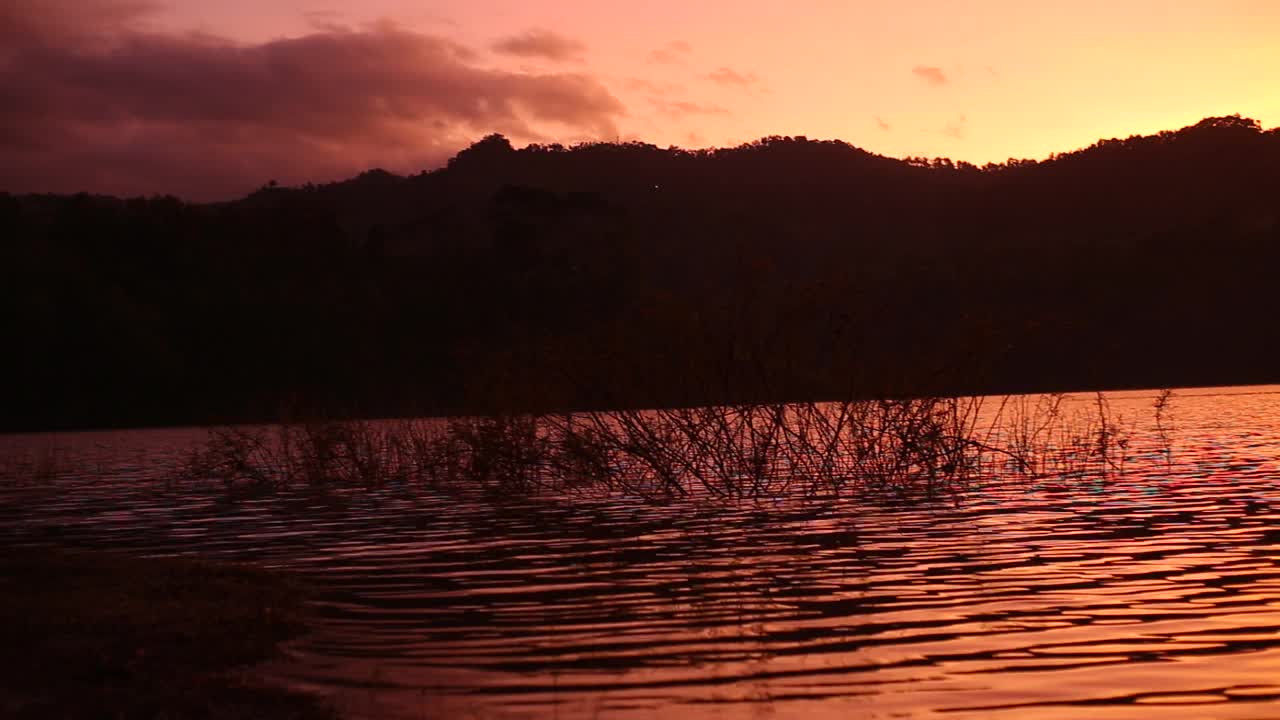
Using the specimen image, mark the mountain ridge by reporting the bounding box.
[2,115,1278,431]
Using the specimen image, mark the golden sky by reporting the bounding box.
[5,0,1279,198]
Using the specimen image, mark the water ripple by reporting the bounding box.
[2,387,1279,719]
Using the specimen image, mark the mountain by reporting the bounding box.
[3,115,1278,431]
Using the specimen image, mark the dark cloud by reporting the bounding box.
[0,0,155,41]
[492,29,587,63]
[0,1,625,199]
[912,65,948,86]
[706,67,759,89]
[647,40,692,65]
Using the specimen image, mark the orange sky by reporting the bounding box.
[5,0,1280,198]
[151,0,1280,157]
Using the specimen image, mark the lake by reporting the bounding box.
[2,386,1279,719]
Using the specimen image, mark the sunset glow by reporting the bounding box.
[4,0,1279,198]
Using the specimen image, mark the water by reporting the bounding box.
[2,387,1280,719]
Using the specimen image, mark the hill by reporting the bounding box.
[3,115,1278,431]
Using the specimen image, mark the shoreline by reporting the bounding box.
[4,378,1278,437]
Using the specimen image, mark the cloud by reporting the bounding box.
[303,10,346,32]
[875,116,891,132]
[0,0,156,40]
[706,67,759,89]
[492,29,587,63]
[624,77,687,97]
[647,40,692,65]
[648,99,729,118]
[0,1,625,200]
[942,113,968,139]
[912,65,948,86]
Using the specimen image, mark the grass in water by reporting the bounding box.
[0,546,336,719]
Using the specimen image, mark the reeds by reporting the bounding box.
[177,391,1168,501]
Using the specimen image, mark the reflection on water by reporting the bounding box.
[2,387,1280,719]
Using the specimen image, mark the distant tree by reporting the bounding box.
[448,133,516,170]
[1190,114,1260,132]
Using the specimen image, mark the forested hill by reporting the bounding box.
[3,115,1279,431]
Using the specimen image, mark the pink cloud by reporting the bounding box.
[0,1,626,200]
[912,65,948,86]
[649,99,730,118]
[623,77,686,96]
[647,40,692,65]
[492,29,587,63]
[706,67,759,89]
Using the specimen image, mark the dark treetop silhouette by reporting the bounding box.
[2,115,1278,431]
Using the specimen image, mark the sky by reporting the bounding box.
[3,0,1279,199]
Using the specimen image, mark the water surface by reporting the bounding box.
[2,387,1279,719]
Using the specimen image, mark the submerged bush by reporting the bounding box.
[177,391,1168,502]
